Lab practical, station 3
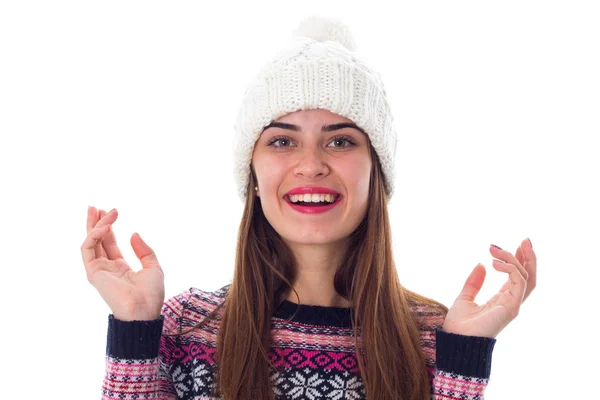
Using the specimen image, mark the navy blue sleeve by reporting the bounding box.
[435,327,496,379]
[106,314,164,359]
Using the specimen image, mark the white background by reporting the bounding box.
[1,1,598,398]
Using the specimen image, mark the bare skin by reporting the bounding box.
[82,108,538,336]
[81,206,164,321]
[82,109,368,320]
[251,109,372,308]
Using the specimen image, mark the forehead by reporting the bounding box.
[274,109,354,126]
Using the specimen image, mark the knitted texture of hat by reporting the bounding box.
[232,15,397,202]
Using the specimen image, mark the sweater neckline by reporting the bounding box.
[273,299,353,328]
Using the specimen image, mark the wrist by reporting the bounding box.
[113,311,161,321]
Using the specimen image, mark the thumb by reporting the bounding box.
[131,232,162,270]
[456,263,486,302]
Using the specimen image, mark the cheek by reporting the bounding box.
[253,156,285,187]
[343,159,371,197]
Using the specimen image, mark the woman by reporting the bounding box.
[82,16,537,399]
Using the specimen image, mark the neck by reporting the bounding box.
[284,240,352,308]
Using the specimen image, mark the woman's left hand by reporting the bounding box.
[442,237,537,339]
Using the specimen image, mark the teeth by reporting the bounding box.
[288,194,338,203]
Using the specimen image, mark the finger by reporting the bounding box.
[131,233,162,271]
[515,246,525,268]
[492,260,527,304]
[489,243,529,282]
[86,206,97,233]
[81,224,111,266]
[520,237,537,302]
[95,209,120,256]
[455,263,486,303]
[96,210,109,259]
[99,209,124,260]
[94,208,116,229]
[87,206,103,258]
[513,239,536,303]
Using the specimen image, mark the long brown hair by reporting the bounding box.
[169,141,448,399]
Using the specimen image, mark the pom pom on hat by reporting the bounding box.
[293,15,357,51]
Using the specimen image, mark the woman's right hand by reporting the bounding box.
[81,206,165,321]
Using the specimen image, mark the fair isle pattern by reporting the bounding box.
[161,338,217,397]
[103,285,494,399]
[271,319,363,350]
[103,356,161,399]
[433,370,489,400]
[271,368,365,399]
[270,348,360,373]
[269,315,364,399]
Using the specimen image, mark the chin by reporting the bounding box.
[281,230,349,246]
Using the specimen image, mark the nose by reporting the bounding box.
[293,148,330,180]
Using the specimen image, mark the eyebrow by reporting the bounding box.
[263,121,366,135]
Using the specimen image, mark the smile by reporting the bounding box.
[284,194,342,214]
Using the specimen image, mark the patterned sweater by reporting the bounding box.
[102,285,496,399]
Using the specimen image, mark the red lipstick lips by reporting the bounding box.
[284,186,342,214]
[285,186,341,196]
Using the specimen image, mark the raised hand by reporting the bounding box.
[81,206,165,321]
[442,238,537,338]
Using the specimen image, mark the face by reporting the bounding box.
[251,109,372,247]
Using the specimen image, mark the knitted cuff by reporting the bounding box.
[435,327,497,379]
[106,314,164,359]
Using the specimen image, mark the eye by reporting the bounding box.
[326,135,356,148]
[266,135,297,148]
[265,135,356,149]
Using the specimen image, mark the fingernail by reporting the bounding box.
[491,244,502,250]
[528,238,533,249]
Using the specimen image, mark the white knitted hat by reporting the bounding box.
[233,15,397,202]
